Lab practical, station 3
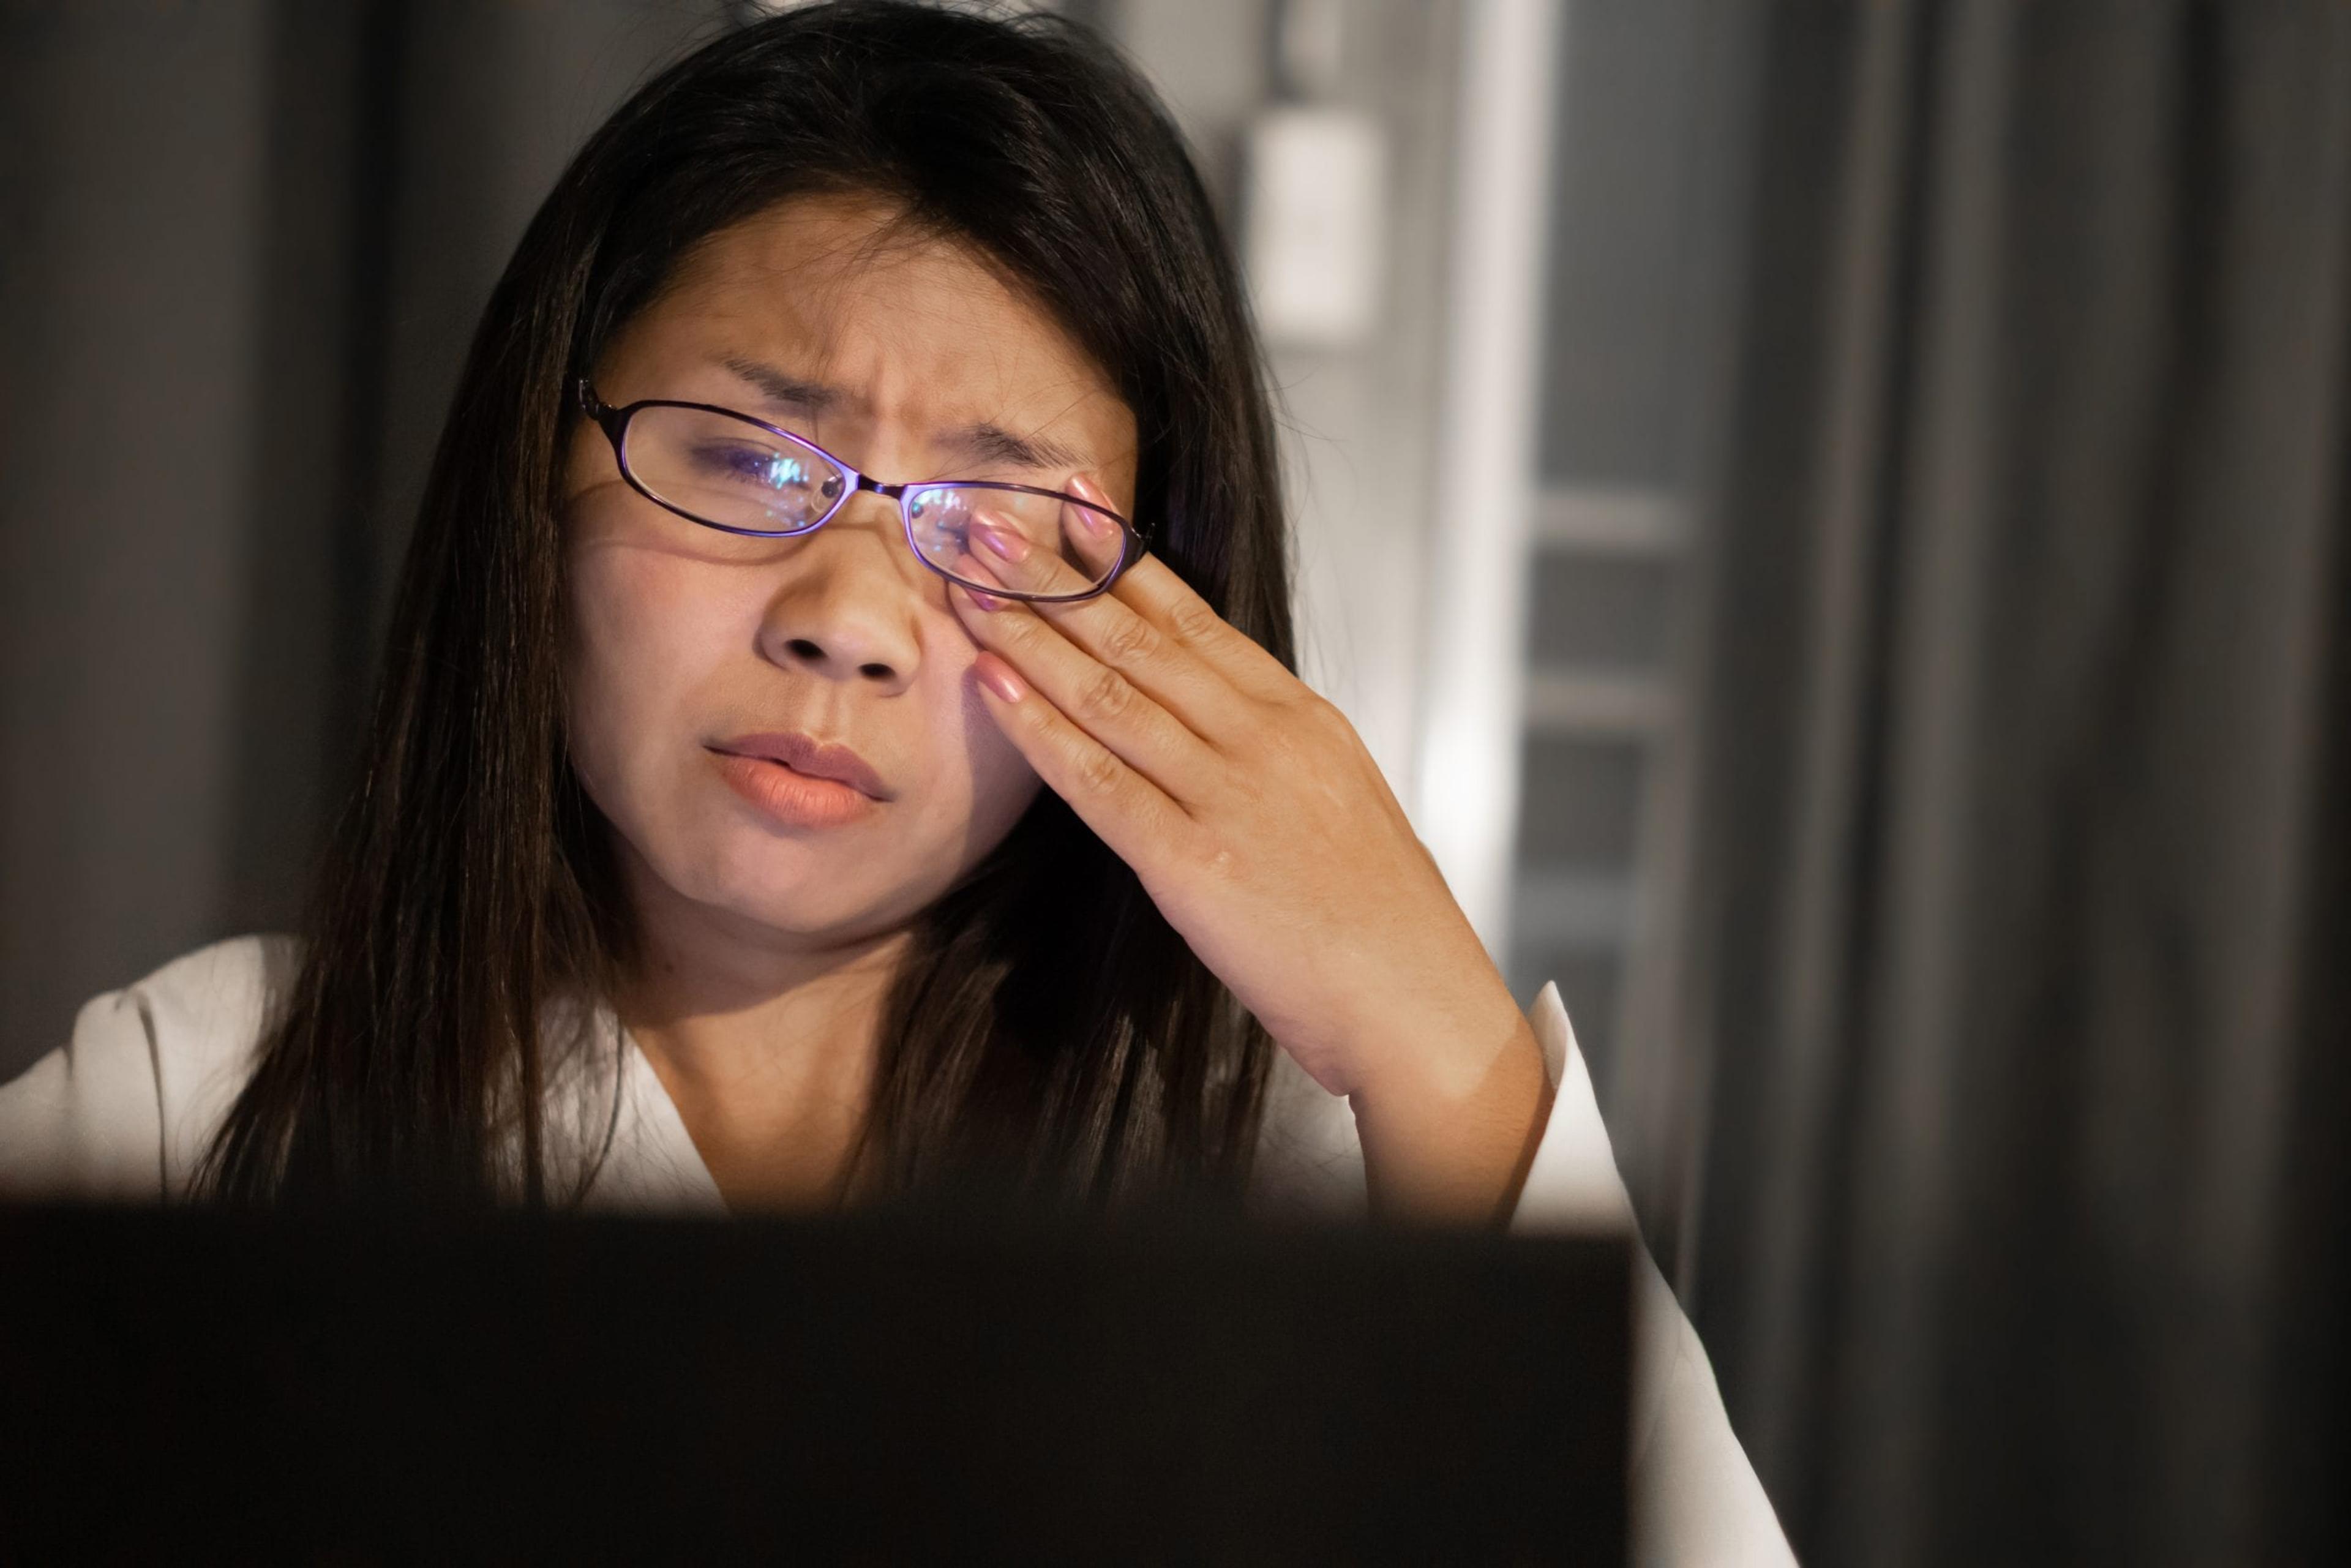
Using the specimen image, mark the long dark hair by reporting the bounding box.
[202,1,1292,1206]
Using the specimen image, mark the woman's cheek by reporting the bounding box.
[951,659,1046,846]
[565,547,708,813]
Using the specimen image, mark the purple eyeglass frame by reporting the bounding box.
[574,380,1144,604]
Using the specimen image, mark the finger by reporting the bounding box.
[969,651,1194,863]
[943,479,1131,604]
[952,580,1223,804]
[1044,481,1295,704]
[958,484,1299,723]
[1104,555,1299,707]
[954,510,1100,601]
[959,511,1255,749]
[1059,472,1141,579]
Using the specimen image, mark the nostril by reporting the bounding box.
[786,638,824,661]
[858,662,893,680]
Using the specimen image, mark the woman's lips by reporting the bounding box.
[713,731,891,798]
[710,749,880,828]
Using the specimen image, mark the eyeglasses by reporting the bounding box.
[574,381,1143,604]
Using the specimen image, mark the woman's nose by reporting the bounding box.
[755,499,923,691]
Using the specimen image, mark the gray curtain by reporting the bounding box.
[0,1,719,1079]
[1674,2,2351,1561]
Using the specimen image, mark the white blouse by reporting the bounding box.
[0,936,1791,1564]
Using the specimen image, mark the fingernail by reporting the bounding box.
[974,519,1030,563]
[975,656,1026,703]
[1074,504,1116,538]
[969,588,1006,612]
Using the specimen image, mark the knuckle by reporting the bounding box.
[1169,599,1223,646]
[1075,666,1134,722]
[1071,742,1125,796]
[1294,691,1351,744]
[1098,614,1160,667]
[1263,694,1318,741]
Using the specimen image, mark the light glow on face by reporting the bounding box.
[557,193,1139,958]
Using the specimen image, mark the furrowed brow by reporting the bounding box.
[721,356,839,414]
[940,422,1084,473]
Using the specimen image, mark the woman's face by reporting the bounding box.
[560,193,1138,953]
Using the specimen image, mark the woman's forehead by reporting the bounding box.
[628,194,1133,455]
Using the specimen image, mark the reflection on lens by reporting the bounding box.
[906,485,977,561]
[905,484,1124,598]
[628,405,844,533]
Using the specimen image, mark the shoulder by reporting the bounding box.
[0,934,295,1201]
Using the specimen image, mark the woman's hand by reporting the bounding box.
[948,482,1553,1221]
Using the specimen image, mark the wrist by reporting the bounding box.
[1343,999,1554,1226]
[1335,972,1541,1108]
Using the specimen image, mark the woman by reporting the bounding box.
[0,3,1787,1557]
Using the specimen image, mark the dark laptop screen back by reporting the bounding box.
[0,1204,1627,1561]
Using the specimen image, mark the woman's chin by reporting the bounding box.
[667,844,940,947]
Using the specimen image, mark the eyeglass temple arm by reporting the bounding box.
[577,380,643,451]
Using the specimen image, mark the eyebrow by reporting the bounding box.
[721,354,1086,475]
[937,422,1084,473]
[722,355,839,413]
